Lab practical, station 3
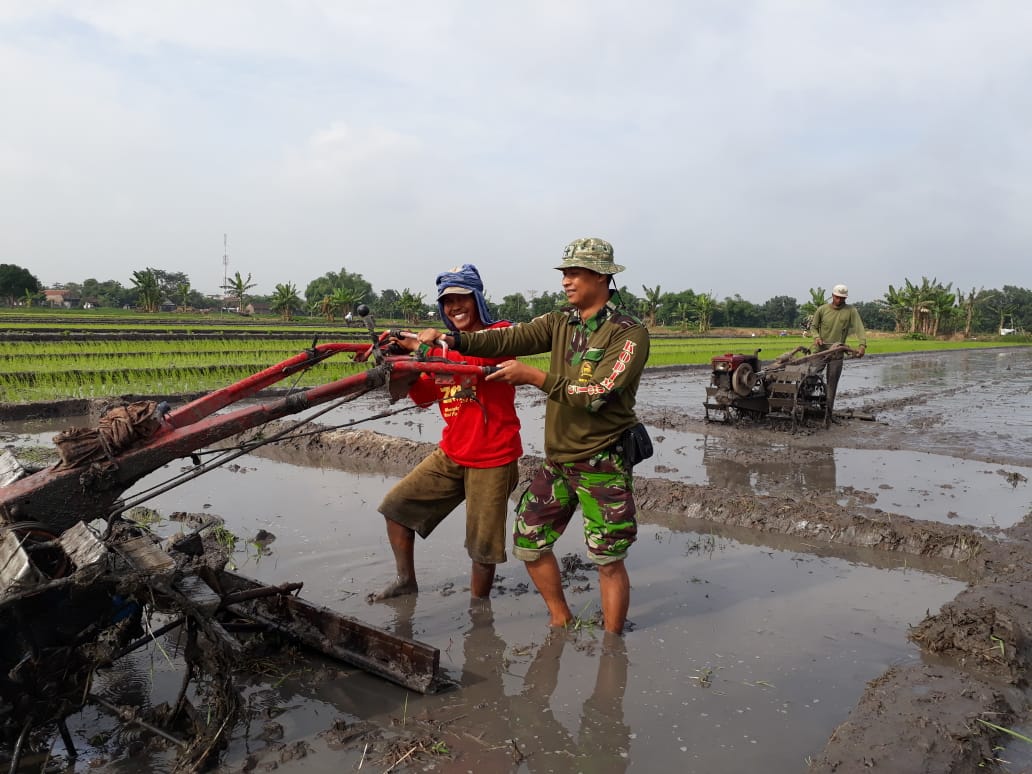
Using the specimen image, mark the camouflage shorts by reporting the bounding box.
[513,451,638,566]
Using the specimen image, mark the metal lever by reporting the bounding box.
[355,304,383,365]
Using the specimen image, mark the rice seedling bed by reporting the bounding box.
[0,361,363,402]
[0,323,1022,404]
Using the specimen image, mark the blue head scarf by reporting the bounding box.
[435,264,498,331]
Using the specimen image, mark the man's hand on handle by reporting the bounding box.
[485,360,546,388]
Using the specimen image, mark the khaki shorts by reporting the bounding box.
[378,448,520,564]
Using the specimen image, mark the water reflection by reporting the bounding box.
[702,436,837,496]
[439,600,633,772]
[510,628,630,773]
[880,357,949,387]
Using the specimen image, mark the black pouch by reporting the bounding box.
[614,422,653,468]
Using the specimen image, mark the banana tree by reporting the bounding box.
[926,283,955,336]
[131,269,161,313]
[398,289,426,326]
[879,286,910,332]
[956,287,980,337]
[271,282,303,321]
[692,292,719,334]
[177,282,191,312]
[640,284,662,328]
[331,287,364,318]
[798,287,828,332]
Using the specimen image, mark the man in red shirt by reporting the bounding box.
[369,264,523,601]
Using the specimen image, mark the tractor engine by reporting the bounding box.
[706,351,764,411]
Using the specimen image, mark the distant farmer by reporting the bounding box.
[370,264,522,602]
[416,237,651,635]
[812,283,867,425]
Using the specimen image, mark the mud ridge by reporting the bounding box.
[239,421,1032,773]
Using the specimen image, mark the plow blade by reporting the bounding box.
[216,571,442,694]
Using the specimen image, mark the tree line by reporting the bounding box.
[1,262,1028,335]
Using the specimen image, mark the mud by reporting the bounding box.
[2,347,1032,772]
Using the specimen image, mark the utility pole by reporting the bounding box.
[222,234,229,314]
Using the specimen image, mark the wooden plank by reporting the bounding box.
[119,535,176,574]
[57,521,108,569]
[217,570,441,694]
[0,450,27,487]
[173,574,222,616]
[0,530,41,597]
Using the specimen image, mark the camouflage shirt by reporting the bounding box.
[456,298,650,463]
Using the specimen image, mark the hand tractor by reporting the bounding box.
[0,306,488,769]
[703,344,860,429]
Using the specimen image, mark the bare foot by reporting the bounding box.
[367,577,417,603]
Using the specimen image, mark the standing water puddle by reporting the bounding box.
[29,454,962,773]
[4,347,1028,771]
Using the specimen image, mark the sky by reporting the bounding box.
[1,1,1030,305]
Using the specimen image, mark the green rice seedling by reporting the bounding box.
[977,718,1032,744]
[124,506,165,528]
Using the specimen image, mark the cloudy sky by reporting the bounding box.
[1,1,1030,305]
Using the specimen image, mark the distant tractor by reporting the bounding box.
[704,345,859,429]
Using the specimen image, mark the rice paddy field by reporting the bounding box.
[2,309,1032,772]
[0,310,1024,403]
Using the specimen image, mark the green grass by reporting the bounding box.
[0,316,1026,403]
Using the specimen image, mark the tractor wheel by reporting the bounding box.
[732,363,758,397]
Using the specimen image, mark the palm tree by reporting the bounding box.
[131,269,161,313]
[640,284,662,328]
[22,288,36,308]
[692,292,719,334]
[270,282,303,321]
[222,271,256,313]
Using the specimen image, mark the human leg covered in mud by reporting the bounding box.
[513,455,638,635]
[370,448,517,602]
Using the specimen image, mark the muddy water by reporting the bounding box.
[2,347,1030,772]
[60,457,959,773]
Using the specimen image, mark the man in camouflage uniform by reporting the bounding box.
[417,238,650,635]
[812,283,867,426]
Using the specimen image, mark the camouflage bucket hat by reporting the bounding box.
[555,237,625,274]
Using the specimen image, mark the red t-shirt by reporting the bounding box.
[407,321,523,468]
